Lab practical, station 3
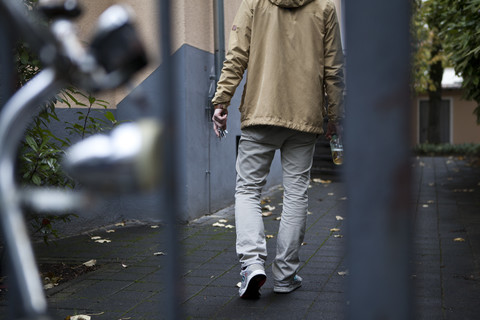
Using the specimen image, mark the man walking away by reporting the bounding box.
[212,0,345,299]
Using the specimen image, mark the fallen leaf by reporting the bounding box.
[330,228,341,232]
[90,236,102,240]
[334,234,343,238]
[260,198,271,205]
[83,259,97,267]
[44,283,55,290]
[95,239,111,243]
[301,242,307,246]
[266,235,275,239]
[275,217,281,221]
[212,222,225,227]
[66,312,104,319]
[453,189,475,193]
[336,215,344,221]
[115,221,126,227]
[263,205,276,211]
[422,204,429,208]
[307,211,313,215]
[150,225,160,229]
[218,219,228,223]
[106,229,115,233]
[69,316,91,320]
[225,224,235,229]
[338,270,349,276]
[328,193,334,196]
[313,178,332,184]
[262,211,273,217]
[122,263,128,268]
[453,238,465,242]
[154,251,166,256]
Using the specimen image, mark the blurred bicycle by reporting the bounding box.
[0,0,162,318]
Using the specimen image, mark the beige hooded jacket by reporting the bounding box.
[212,0,345,134]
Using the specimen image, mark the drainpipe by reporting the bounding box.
[206,0,225,213]
[213,0,225,82]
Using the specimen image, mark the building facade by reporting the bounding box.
[62,0,344,226]
[411,69,480,146]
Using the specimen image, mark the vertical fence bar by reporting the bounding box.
[0,4,14,109]
[157,0,182,319]
[344,1,413,319]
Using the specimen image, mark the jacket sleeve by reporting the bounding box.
[323,2,345,123]
[211,0,252,107]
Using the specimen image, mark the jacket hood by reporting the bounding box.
[269,0,315,8]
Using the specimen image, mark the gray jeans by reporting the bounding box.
[235,125,317,284]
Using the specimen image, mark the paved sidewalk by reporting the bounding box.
[412,156,480,320]
[0,156,479,319]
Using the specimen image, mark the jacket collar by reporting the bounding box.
[269,0,315,8]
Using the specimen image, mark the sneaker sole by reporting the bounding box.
[241,274,267,299]
[273,282,302,293]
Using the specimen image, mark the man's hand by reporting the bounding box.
[212,105,228,138]
[325,121,343,140]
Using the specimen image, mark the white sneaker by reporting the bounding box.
[273,275,302,293]
[239,265,266,299]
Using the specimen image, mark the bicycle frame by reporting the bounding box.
[0,69,60,319]
[0,0,149,318]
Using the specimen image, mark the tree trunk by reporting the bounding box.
[427,43,443,144]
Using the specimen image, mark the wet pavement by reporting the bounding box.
[0,156,479,319]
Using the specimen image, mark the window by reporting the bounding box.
[419,99,451,144]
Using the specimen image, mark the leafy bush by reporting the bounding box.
[18,90,117,243]
[12,0,117,243]
[414,143,480,156]
[60,88,117,139]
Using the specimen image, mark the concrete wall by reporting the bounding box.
[72,0,161,107]
[117,43,282,222]
[49,0,351,228]
[449,92,480,144]
[88,0,283,222]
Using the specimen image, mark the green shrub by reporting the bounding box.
[19,92,116,243]
[413,143,480,156]
[13,0,117,243]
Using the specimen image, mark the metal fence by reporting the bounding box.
[344,0,413,319]
[0,0,414,318]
